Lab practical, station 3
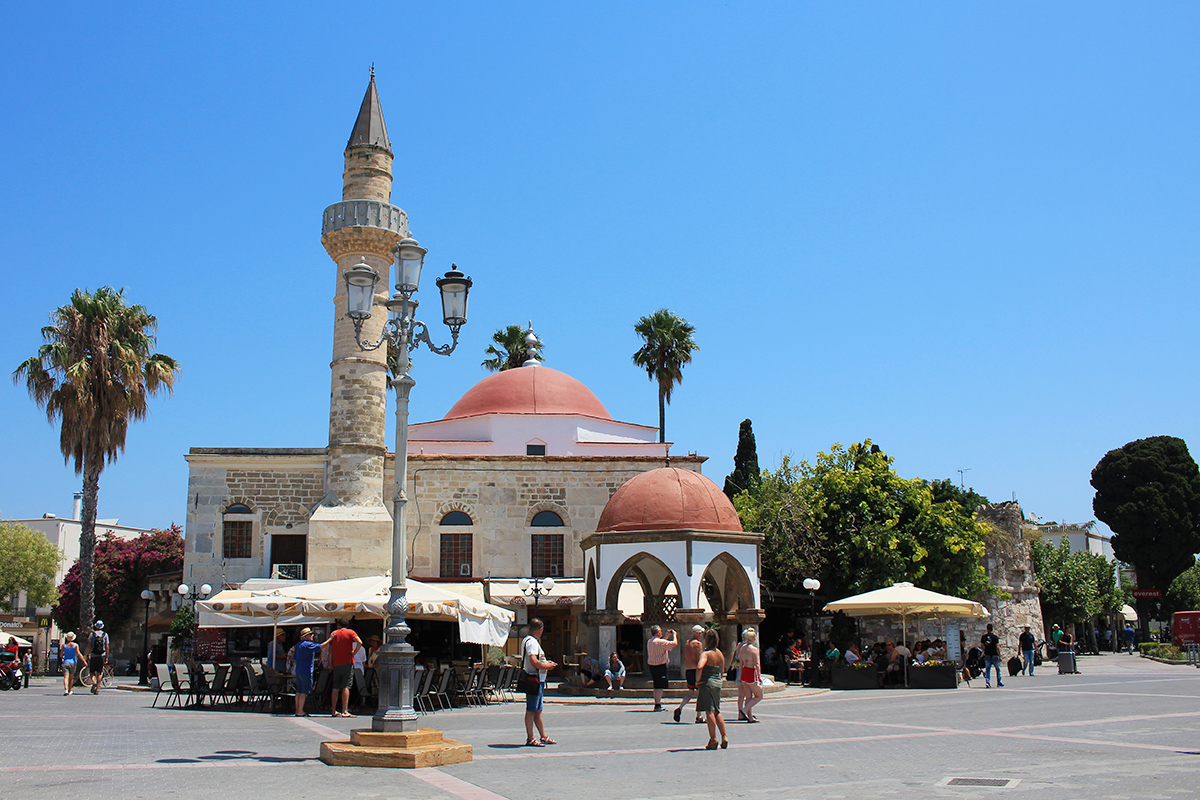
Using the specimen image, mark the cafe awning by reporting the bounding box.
[824,582,989,620]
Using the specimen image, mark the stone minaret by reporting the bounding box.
[308,70,408,580]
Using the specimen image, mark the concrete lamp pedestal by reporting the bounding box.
[320,728,472,769]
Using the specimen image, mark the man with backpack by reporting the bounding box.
[85,620,109,695]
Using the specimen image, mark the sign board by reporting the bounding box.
[1132,589,1162,598]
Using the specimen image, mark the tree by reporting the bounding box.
[0,520,61,611]
[734,441,989,601]
[14,287,179,640]
[733,456,826,595]
[1091,436,1200,632]
[52,525,183,634]
[926,479,990,513]
[723,419,760,499]
[631,309,698,444]
[1164,559,1200,617]
[1031,538,1098,627]
[482,324,542,371]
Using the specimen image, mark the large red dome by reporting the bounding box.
[443,366,612,421]
[597,467,743,533]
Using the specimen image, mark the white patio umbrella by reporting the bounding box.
[824,581,989,647]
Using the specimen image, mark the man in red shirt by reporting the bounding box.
[321,619,363,717]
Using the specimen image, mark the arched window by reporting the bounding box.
[222,504,254,559]
[439,511,473,526]
[531,510,564,527]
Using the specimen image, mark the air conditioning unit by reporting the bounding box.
[274,564,304,580]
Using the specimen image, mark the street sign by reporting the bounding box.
[1131,589,1162,598]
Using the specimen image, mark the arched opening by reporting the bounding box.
[697,553,755,614]
[604,552,681,623]
[585,560,597,611]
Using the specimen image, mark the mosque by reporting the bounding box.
[180,74,764,672]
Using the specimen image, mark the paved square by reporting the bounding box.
[4,653,1198,799]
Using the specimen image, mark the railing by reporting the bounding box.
[322,200,408,237]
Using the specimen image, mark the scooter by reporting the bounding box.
[0,656,22,691]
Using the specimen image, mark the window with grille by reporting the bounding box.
[440,533,473,578]
[531,533,564,578]
[222,520,252,559]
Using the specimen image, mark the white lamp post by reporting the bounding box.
[517,576,555,617]
[803,577,821,685]
[343,237,472,733]
[139,589,154,685]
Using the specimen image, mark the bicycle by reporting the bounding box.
[76,662,115,689]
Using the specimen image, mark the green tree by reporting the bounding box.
[0,520,61,610]
[926,479,990,513]
[1091,436,1200,632]
[14,287,179,641]
[1164,559,1200,617]
[482,324,542,371]
[723,419,760,499]
[632,309,698,444]
[1031,538,1098,626]
[733,456,826,595]
[734,441,989,601]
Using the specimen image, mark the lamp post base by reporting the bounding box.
[320,728,472,769]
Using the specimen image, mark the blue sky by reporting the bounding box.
[2,4,1197,534]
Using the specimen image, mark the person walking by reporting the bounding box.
[322,619,362,717]
[522,618,557,747]
[1123,623,1136,654]
[85,620,109,695]
[981,623,1003,688]
[1019,625,1036,676]
[674,625,706,724]
[289,627,321,716]
[61,632,80,695]
[736,629,763,722]
[696,629,728,750]
[22,651,32,689]
[646,625,677,712]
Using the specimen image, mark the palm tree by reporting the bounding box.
[482,324,544,372]
[632,309,698,443]
[14,287,179,641]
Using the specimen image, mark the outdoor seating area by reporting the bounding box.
[150,659,524,714]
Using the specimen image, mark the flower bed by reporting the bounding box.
[831,666,880,690]
[906,663,958,689]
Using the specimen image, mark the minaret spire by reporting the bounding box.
[347,67,391,151]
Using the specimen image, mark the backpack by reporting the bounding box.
[90,632,108,658]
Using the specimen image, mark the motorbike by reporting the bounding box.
[0,653,22,690]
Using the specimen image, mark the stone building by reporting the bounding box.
[180,74,722,666]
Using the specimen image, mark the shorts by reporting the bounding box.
[685,669,699,690]
[88,656,105,674]
[740,667,760,684]
[331,663,353,690]
[525,680,545,712]
[296,670,313,695]
[649,662,669,690]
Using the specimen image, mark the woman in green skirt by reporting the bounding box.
[696,629,729,749]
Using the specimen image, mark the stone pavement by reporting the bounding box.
[3,652,1199,799]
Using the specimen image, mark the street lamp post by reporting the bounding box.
[517,577,555,617]
[139,589,154,685]
[343,238,472,733]
[803,577,821,686]
[176,583,211,660]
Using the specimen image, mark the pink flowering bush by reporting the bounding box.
[53,525,184,633]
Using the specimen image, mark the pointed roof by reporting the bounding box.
[347,68,391,151]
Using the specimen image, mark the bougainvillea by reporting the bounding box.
[52,525,183,634]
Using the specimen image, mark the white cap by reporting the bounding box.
[692,625,705,634]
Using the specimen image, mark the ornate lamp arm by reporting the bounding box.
[410,321,461,356]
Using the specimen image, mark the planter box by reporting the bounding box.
[907,665,958,689]
[831,667,880,690]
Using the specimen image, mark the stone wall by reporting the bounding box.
[960,501,1044,656]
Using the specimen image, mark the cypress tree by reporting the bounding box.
[723,419,760,498]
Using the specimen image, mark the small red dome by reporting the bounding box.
[597,467,743,533]
[443,366,612,421]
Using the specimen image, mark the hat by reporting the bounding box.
[1052,624,1060,629]
[94,620,104,630]
[692,625,705,635]
[299,628,313,636]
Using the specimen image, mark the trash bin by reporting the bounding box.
[1058,649,1078,674]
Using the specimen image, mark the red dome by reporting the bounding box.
[443,366,612,421]
[597,467,743,533]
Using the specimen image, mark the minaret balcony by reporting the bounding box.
[322,200,408,237]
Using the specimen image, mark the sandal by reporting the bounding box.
[525,738,545,747]
[539,736,557,745]
[720,739,729,749]
[705,739,718,750]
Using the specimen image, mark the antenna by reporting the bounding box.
[956,468,972,489]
